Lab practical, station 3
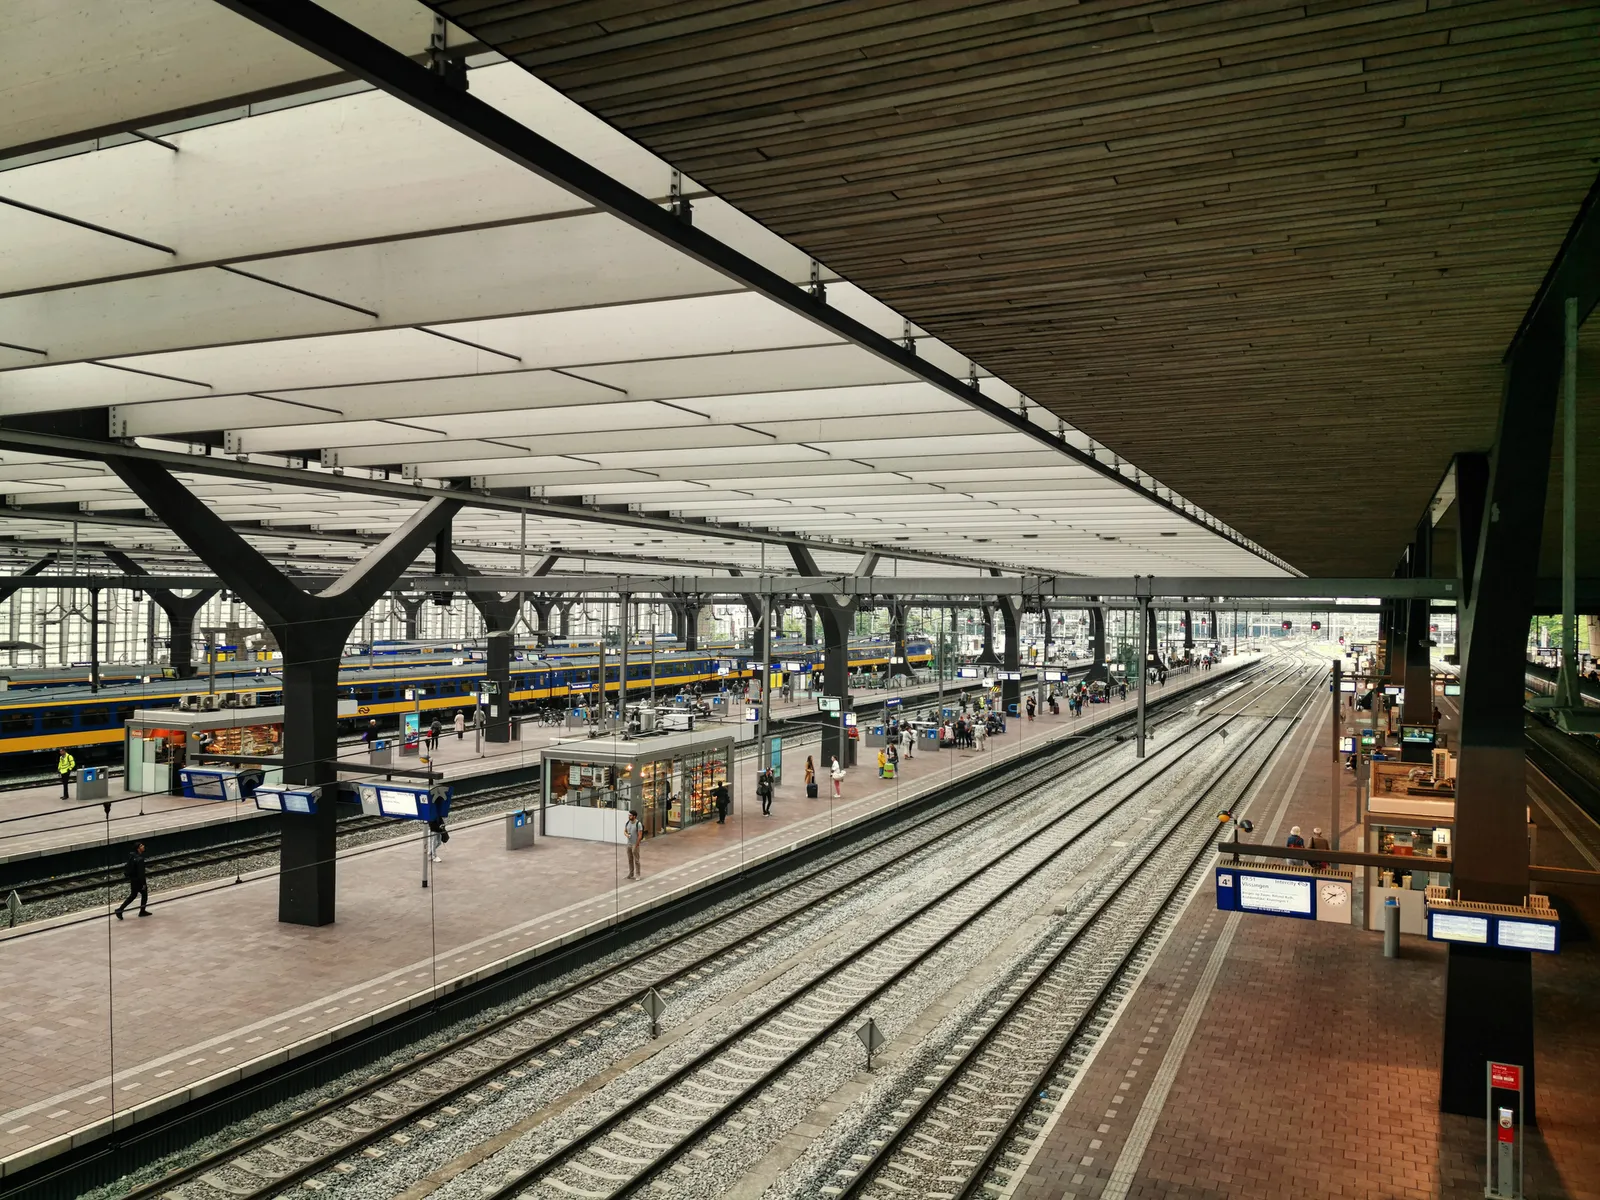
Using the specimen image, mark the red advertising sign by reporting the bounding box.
[1490,1062,1521,1090]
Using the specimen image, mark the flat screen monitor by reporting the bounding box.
[1383,685,1402,696]
[1495,919,1559,953]
[378,788,421,818]
[844,712,857,728]
[1044,670,1063,681]
[1428,911,1489,944]
[1339,679,1356,692]
[1443,683,1462,696]
[957,667,979,679]
[1237,872,1312,918]
[817,696,841,715]
[1339,736,1356,753]
[1401,725,1436,746]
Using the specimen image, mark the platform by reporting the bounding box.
[0,670,1042,868]
[1005,670,1600,1200]
[0,661,1241,1180]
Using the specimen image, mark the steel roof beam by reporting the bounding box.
[203,0,1290,576]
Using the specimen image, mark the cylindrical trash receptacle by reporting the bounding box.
[1383,897,1400,958]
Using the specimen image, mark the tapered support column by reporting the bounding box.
[998,599,1022,714]
[888,602,914,678]
[394,592,425,639]
[975,606,1000,666]
[106,457,460,927]
[791,547,859,766]
[1182,609,1194,652]
[1438,253,1584,1115]
[440,548,520,634]
[0,555,56,607]
[105,550,216,678]
[1087,605,1108,683]
[1146,608,1167,674]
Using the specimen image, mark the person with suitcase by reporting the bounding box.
[804,756,818,798]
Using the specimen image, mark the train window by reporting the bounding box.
[80,709,110,727]
[0,712,35,734]
[376,687,396,701]
[42,714,75,731]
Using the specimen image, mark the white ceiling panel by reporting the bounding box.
[3,89,579,293]
[244,215,738,332]
[0,266,374,364]
[1,360,210,414]
[581,342,908,397]
[0,201,171,294]
[2,0,439,153]
[117,369,617,435]
[441,292,839,368]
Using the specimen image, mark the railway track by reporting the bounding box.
[107,661,1284,1200]
[834,666,1323,1200]
[476,667,1312,1200]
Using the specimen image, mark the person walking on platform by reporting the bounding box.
[454,710,466,740]
[830,756,845,799]
[1285,825,1306,861]
[757,768,774,816]
[115,842,150,919]
[1026,695,1036,721]
[625,810,644,879]
[428,814,448,862]
[429,717,442,751]
[877,748,887,778]
[714,780,731,824]
[805,756,817,798]
[57,749,76,800]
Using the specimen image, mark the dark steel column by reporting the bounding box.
[996,596,1022,715]
[440,548,520,634]
[105,550,216,679]
[1402,518,1433,732]
[1438,171,1600,1114]
[1182,608,1194,652]
[804,600,816,648]
[790,546,857,765]
[1087,604,1108,683]
[106,457,459,927]
[395,591,425,639]
[975,605,1000,666]
[89,588,101,693]
[888,601,913,679]
[485,630,512,741]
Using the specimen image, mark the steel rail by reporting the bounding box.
[483,665,1301,1198]
[838,665,1325,1199]
[114,663,1270,1200]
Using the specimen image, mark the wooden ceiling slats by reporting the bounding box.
[429,0,1600,574]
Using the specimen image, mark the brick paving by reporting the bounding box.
[1009,672,1600,1200]
[0,659,1236,1179]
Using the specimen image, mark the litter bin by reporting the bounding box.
[74,767,109,802]
[509,715,522,741]
[506,808,536,850]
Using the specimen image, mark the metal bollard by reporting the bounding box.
[1383,896,1400,958]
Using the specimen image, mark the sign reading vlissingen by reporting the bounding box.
[1216,865,1353,924]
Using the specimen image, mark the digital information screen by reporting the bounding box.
[1339,736,1356,753]
[1495,919,1559,953]
[1428,911,1490,944]
[817,696,841,715]
[378,789,421,818]
[957,667,979,678]
[1238,873,1313,918]
[844,712,858,728]
[1339,679,1356,692]
[1401,725,1436,745]
[1443,682,1462,696]
[1044,670,1063,681]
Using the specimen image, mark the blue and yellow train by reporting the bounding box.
[0,638,934,764]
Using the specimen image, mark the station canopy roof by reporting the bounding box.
[0,0,1295,588]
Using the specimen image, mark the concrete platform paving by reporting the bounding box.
[0,659,1238,1180]
[1005,675,1600,1200]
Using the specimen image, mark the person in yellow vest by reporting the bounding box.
[57,749,76,800]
